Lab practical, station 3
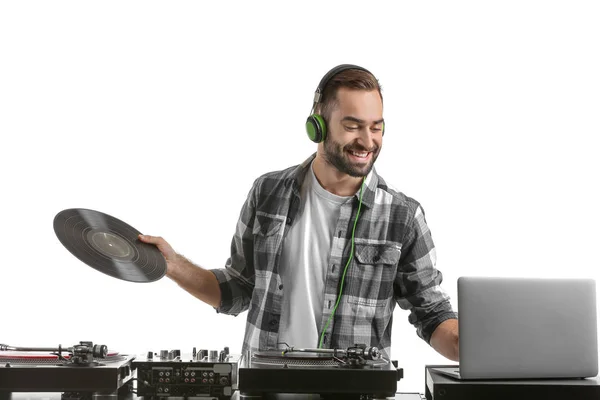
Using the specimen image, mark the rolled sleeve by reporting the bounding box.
[210,265,253,315]
[209,179,260,315]
[395,204,457,344]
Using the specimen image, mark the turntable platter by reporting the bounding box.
[253,350,336,360]
[0,350,124,365]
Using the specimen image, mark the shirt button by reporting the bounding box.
[286,217,292,224]
[270,319,278,326]
[278,284,283,290]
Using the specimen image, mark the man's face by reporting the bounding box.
[322,88,384,178]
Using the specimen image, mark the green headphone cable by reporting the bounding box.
[318,176,366,349]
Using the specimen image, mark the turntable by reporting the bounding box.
[0,341,135,399]
[238,344,403,399]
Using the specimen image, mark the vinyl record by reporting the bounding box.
[54,208,166,282]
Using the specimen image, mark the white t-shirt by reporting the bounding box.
[277,161,352,348]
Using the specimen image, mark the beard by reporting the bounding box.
[322,134,380,178]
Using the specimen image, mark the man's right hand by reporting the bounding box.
[137,234,222,308]
[138,234,180,277]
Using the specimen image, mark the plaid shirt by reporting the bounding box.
[210,154,457,358]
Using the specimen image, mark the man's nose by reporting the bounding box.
[357,127,375,149]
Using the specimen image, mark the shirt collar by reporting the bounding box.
[291,153,378,209]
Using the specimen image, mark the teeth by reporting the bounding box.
[350,151,368,157]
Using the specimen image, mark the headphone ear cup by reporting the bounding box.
[381,121,385,137]
[306,114,327,143]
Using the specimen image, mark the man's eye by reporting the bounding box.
[345,126,359,130]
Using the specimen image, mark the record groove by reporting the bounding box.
[54,208,166,282]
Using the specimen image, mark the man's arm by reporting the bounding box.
[138,235,222,308]
[395,204,459,360]
[430,318,459,361]
[139,179,259,315]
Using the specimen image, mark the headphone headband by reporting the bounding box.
[311,64,372,112]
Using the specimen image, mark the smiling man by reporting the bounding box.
[140,64,459,361]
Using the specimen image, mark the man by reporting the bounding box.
[140,64,459,361]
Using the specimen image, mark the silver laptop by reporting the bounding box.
[435,277,598,380]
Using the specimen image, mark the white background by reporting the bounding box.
[1,0,599,393]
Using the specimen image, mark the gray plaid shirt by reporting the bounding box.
[210,154,457,358]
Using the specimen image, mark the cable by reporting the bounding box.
[318,176,366,348]
[128,377,152,395]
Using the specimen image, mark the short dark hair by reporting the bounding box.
[315,68,383,122]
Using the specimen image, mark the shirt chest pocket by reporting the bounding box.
[252,212,285,274]
[347,243,401,307]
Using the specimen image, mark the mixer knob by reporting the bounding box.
[168,350,180,360]
[159,350,169,360]
[209,350,218,361]
[197,349,208,361]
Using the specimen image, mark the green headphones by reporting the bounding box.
[305,64,384,143]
